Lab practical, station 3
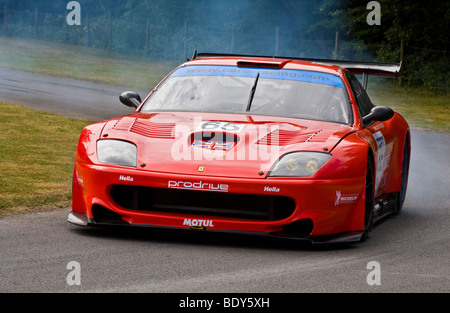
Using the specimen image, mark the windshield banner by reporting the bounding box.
[171,65,344,87]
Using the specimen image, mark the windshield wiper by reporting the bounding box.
[246,72,260,112]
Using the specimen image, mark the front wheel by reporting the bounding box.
[362,158,375,241]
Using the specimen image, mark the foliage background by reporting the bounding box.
[0,0,448,91]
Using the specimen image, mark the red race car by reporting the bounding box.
[68,53,410,244]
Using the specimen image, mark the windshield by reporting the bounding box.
[141,65,352,124]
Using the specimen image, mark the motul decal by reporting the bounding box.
[183,219,214,228]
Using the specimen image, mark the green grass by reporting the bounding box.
[0,37,175,89]
[369,84,450,132]
[0,101,92,217]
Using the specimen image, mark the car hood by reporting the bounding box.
[100,112,355,178]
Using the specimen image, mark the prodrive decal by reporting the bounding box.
[168,180,229,192]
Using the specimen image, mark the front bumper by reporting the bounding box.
[70,161,366,243]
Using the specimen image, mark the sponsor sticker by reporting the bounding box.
[119,175,134,182]
[335,190,358,206]
[372,131,386,192]
[264,186,280,192]
[171,65,344,87]
[168,180,229,192]
[183,219,214,228]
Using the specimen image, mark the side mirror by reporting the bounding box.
[362,106,394,125]
[120,91,142,109]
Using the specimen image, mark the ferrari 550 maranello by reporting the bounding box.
[68,52,410,244]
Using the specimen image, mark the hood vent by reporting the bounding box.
[113,117,135,131]
[113,117,175,139]
[305,129,329,142]
[257,128,324,146]
[131,119,175,139]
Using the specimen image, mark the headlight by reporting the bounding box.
[97,139,137,167]
[268,152,331,177]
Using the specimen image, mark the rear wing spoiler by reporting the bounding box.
[308,59,401,77]
[307,59,401,90]
[192,52,401,89]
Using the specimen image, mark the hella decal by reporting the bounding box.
[264,186,280,192]
[119,175,134,182]
[168,180,229,192]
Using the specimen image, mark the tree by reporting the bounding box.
[343,0,449,90]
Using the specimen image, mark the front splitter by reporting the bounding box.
[67,211,363,245]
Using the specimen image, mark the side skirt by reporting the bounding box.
[373,192,399,223]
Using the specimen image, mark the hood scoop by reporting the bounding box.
[190,131,240,151]
[257,128,324,146]
[113,117,175,139]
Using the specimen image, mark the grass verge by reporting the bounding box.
[369,84,450,132]
[0,37,175,89]
[0,101,92,218]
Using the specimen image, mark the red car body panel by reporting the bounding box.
[69,55,410,244]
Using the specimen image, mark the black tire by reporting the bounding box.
[362,157,375,241]
[396,137,410,213]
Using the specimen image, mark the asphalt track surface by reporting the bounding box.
[0,68,449,293]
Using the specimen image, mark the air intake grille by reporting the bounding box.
[110,185,295,221]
